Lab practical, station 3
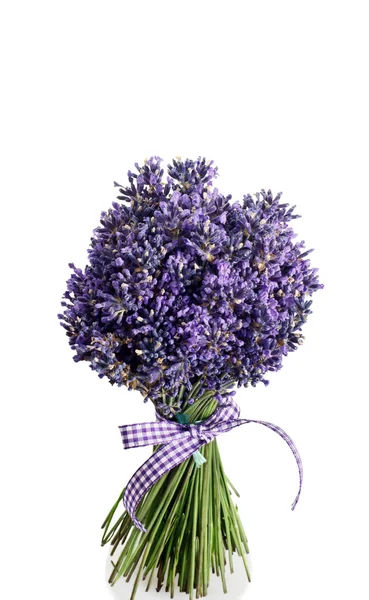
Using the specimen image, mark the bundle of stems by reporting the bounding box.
[101,395,251,599]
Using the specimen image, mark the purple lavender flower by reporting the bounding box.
[58,157,323,413]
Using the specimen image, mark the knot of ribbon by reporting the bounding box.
[186,423,214,444]
[119,396,303,532]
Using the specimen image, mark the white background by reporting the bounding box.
[1,1,368,599]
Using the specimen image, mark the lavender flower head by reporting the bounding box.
[58,157,323,415]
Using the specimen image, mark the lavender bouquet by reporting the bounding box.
[58,156,322,599]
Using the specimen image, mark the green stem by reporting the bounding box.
[102,393,251,598]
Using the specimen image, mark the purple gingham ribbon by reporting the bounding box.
[119,396,303,532]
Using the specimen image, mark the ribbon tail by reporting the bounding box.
[216,416,303,510]
[123,435,207,532]
[246,419,303,510]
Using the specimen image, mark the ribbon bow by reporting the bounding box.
[119,396,303,532]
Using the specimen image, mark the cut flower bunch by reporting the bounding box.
[59,156,323,599]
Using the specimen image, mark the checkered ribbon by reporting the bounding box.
[119,396,303,532]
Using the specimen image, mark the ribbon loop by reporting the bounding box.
[119,397,303,532]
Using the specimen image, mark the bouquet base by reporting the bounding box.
[102,437,250,599]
